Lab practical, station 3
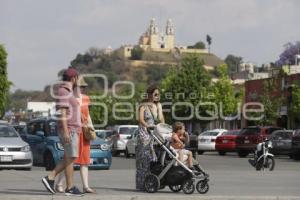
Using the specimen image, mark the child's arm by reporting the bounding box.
[172,133,184,147]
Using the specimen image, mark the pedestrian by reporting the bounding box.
[55,76,96,194]
[136,85,165,191]
[42,67,83,196]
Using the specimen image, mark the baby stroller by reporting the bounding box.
[144,123,209,194]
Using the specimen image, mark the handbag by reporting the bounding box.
[82,116,97,141]
[82,126,97,141]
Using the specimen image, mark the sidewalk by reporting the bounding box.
[1,194,300,200]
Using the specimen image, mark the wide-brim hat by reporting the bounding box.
[78,76,88,87]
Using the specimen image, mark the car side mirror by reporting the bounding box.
[36,131,45,137]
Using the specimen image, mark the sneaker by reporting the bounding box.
[65,186,84,197]
[42,176,55,194]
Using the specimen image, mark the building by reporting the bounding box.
[27,102,56,118]
[244,71,300,129]
[139,18,175,50]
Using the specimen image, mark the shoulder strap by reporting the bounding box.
[147,105,159,122]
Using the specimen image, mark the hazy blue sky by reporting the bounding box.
[1,0,299,91]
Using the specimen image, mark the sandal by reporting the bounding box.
[83,187,96,194]
[55,185,64,193]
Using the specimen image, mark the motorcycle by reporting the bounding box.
[248,139,275,171]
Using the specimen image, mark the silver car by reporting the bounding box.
[0,122,33,170]
[111,125,138,156]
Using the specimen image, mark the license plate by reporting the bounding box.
[223,140,228,143]
[0,156,12,162]
[89,158,93,164]
[244,140,250,144]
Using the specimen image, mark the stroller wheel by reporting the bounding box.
[144,174,160,193]
[169,185,182,193]
[182,179,195,194]
[196,180,209,194]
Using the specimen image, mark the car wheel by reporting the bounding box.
[44,152,55,171]
[218,151,226,156]
[125,148,130,158]
[192,151,197,159]
[198,150,204,155]
[238,151,249,158]
[19,168,32,171]
[112,150,119,157]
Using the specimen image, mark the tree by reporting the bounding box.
[161,55,213,124]
[225,54,243,74]
[257,79,282,126]
[0,44,11,117]
[213,64,240,128]
[276,41,300,66]
[206,35,212,53]
[187,41,206,49]
[290,84,300,127]
[131,46,144,60]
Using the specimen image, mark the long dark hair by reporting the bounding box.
[142,84,160,103]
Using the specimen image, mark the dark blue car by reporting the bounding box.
[20,117,112,170]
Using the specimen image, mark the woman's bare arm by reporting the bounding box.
[139,106,151,128]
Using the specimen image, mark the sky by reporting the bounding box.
[1,0,299,91]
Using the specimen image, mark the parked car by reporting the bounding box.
[269,130,293,156]
[12,124,26,134]
[215,130,241,156]
[95,129,114,146]
[198,129,227,154]
[21,117,112,170]
[291,129,300,160]
[236,126,283,157]
[111,125,138,156]
[125,129,138,158]
[0,122,33,170]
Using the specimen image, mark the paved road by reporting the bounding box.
[1,152,300,199]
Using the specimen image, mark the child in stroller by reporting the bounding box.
[144,123,209,194]
[171,122,194,170]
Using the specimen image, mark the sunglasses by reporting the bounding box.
[153,93,160,97]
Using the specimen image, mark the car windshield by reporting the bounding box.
[48,121,58,136]
[0,125,18,137]
[119,127,137,135]
[223,131,240,136]
[201,131,220,136]
[96,130,113,139]
[240,128,260,135]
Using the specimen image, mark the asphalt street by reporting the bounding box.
[1,152,300,200]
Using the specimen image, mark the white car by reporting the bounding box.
[198,129,227,154]
[125,129,138,158]
[0,122,33,170]
[111,125,138,156]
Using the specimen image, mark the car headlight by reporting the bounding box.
[56,142,64,151]
[100,144,109,151]
[21,145,30,152]
[268,141,272,148]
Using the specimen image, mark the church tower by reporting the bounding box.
[165,19,175,49]
[149,18,159,49]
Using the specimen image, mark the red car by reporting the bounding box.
[215,130,240,155]
[236,126,283,157]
